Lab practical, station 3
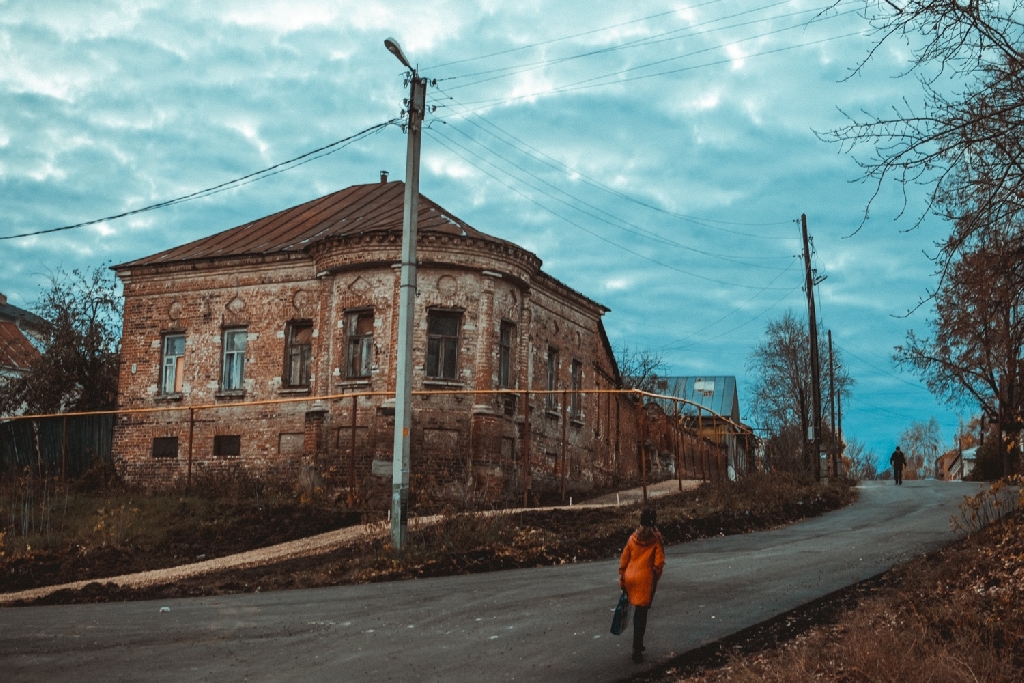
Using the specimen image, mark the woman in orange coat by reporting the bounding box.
[619,507,665,663]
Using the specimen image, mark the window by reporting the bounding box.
[161,334,185,394]
[427,310,461,380]
[284,321,313,387]
[570,359,583,420]
[498,322,514,388]
[546,347,559,412]
[213,435,241,457]
[152,436,179,459]
[346,311,374,379]
[221,328,247,391]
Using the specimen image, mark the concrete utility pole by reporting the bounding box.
[801,214,823,480]
[387,37,428,551]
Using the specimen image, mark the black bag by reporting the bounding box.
[610,591,633,635]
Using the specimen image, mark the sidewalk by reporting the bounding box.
[0,478,703,606]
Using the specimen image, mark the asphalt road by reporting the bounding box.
[1,480,982,683]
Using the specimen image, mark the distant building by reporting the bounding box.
[654,376,752,478]
[0,292,44,381]
[110,180,650,503]
[936,446,977,481]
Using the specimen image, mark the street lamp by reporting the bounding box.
[386,37,427,551]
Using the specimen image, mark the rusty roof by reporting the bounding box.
[118,181,516,268]
[0,320,40,373]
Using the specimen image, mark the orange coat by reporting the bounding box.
[618,529,665,607]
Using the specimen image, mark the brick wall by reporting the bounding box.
[111,233,666,504]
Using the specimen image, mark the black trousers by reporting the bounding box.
[894,466,903,484]
[632,605,649,653]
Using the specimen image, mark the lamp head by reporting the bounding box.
[384,37,412,70]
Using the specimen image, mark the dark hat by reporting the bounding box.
[640,508,657,527]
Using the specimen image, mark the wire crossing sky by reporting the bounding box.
[0,0,963,465]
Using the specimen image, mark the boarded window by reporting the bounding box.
[426,311,461,380]
[152,436,179,459]
[278,433,304,457]
[284,322,313,387]
[213,435,241,457]
[161,334,185,394]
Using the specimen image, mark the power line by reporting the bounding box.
[423,0,731,71]
[437,0,799,86]
[439,0,851,92]
[426,126,793,291]
[441,122,795,268]
[455,27,864,110]
[435,83,795,235]
[0,119,398,242]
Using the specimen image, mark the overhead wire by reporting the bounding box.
[455,26,864,110]
[426,126,793,291]
[423,0,731,71]
[441,122,795,269]
[436,0,801,88]
[435,83,795,234]
[0,120,398,241]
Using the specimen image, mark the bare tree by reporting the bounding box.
[0,266,122,415]
[899,418,944,480]
[747,311,853,474]
[616,343,665,393]
[822,1,1024,257]
[843,438,879,481]
[895,229,1024,475]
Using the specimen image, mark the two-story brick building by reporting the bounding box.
[111,179,645,506]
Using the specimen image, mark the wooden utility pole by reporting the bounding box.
[828,329,836,478]
[801,214,823,480]
[387,37,428,550]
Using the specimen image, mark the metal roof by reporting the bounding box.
[0,320,40,373]
[655,376,740,422]
[117,181,517,268]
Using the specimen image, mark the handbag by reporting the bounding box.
[610,591,633,635]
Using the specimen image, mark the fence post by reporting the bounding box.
[674,401,682,491]
[187,407,195,493]
[350,393,358,508]
[561,389,568,503]
[522,389,531,508]
[61,416,68,482]
[635,396,647,504]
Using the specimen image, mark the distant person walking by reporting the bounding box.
[890,446,907,485]
[619,507,665,663]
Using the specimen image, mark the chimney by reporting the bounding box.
[380,170,389,184]
[0,292,6,306]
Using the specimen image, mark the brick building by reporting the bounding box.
[111,180,651,505]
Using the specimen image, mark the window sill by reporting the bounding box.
[337,379,372,388]
[215,390,246,400]
[154,393,183,402]
[570,418,584,427]
[278,387,311,395]
[423,380,465,389]
[545,410,561,420]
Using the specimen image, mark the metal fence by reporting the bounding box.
[0,389,756,504]
[0,413,114,478]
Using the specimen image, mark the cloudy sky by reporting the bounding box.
[1,1,966,467]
